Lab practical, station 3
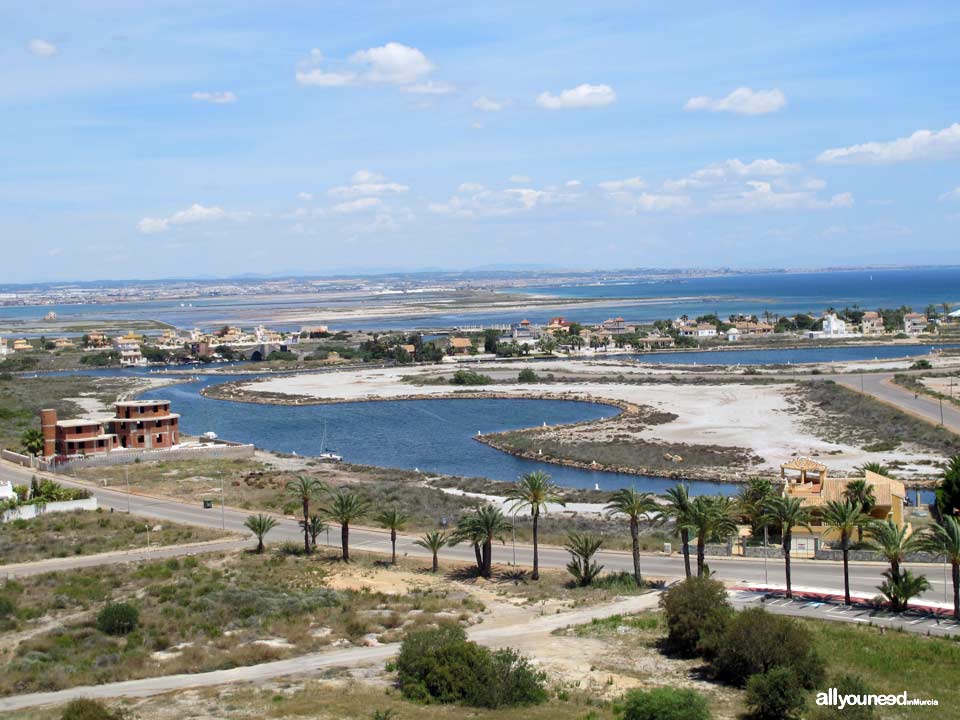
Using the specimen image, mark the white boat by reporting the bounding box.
[319,451,343,461]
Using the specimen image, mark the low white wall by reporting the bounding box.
[0,449,35,468]
[49,443,255,471]
[2,497,98,523]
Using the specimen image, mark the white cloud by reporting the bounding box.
[598,177,647,192]
[818,123,960,165]
[633,193,691,212]
[684,87,786,115]
[473,96,506,112]
[458,183,484,193]
[329,170,409,198]
[331,197,383,214]
[191,91,237,104]
[940,187,960,202]
[351,42,434,85]
[28,39,57,57]
[536,83,616,110]
[297,192,314,201]
[429,182,577,218]
[508,175,532,184]
[137,204,249,234]
[401,80,456,95]
[663,158,798,191]
[710,181,853,212]
[565,180,582,188]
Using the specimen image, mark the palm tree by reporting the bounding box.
[857,462,894,478]
[507,471,565,580]
[935,455,960,520]
[414,530,448,573]
[375,507,411,564]
[21,428,44,457]
[244,513,277,554]
[878,569,931,613]
[565,532,604,587]
[285,475,324,554]
[821,500,869,605]
[300,515,326,551]
[843,479,877,542]
[866,518,923,583]
[764,496,814,599]
[736,477,776,539]
[605,488,660,586]
[452,505,512,578]
[664,484,694,578]
[920,516,960,619]
[324,488,370,562]
[689,496,739,578]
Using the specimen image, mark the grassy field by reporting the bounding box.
[0,510,227,565]
[0,374,141,452]
[0,549,482,696]
[795,380,960,456]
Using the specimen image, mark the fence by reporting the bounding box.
[1,497,98,523]
[0,449,35,468]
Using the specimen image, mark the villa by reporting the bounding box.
[860,311,884,335]
[903,313,929,335]
[780,458,906,544]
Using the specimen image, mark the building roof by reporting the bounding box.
[780,457,827,473]
[115,400,170,407]
[56,419,105,428]
[111,413,180,424]
[449,337,473,348]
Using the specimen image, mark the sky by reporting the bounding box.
[2,1,960,282]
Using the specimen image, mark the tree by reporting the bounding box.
[745,667,807,720]
[659,576,732,657]
[565,532,604,587]
[920,516,960,619]
[878,568,930,613]
[301,515,326,551]
[375,507,411,564]
[244,513,278,554]
[517,368,539,383]
[857,462,893,478]
[617,687,711,720]
[935,455,960,520]
[21,428,44,457]
[821,500,869,605]
[689,496,739,577]
[664,484,694,578]
[508,471,565,580]
[866,518,923,583]
[96,602,139,635]
[763,496,814,599]
[452,505,512,578]
[843,479,876,542]
[324,488,370,562]
[414,530,448,572]
[286,475,324,554]
[605,487,660,586]
[736,477,776,539]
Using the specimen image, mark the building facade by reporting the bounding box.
[39,400,180,457]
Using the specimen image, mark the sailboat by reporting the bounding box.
[318,420,342,461]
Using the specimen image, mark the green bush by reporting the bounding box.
[95,602,139,636]
[396,624,546,708]
[809,674,880,720]
[710,607,824,688]
[0,595,15,619]
[60,698,121,720]
[617,686,711,720]
[745,667,807,720]
[518,368,539,383]
[451,369,493,386]
[659,576,732,657]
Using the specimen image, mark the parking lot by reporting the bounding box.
[729,590,960,638]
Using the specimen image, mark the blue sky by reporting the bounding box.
[2,1,959,282]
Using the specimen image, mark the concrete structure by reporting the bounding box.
[903,313,928,335]
[511,319,538,345]
[734,321,774,335]
[0,480,16,501]
[110,400,180,450]
[860,311,884,335]
[114,334,144,366]
[0,338,8,357]
[12,339,32,352]
[782,460,907,543]
[39,400,180,458]
[679,323,717,338]
[726,327,741,342]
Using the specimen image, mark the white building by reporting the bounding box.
[0,338,9,357]
[726,327,741,342]
[0,481,17,501]
[903,313,928,335]
[807,313,861,340]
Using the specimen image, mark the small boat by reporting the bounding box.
[319,451,343,461]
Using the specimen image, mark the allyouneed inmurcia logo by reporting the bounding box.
[816,688,939,710]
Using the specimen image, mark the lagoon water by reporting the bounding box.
[630,343,957,366]
[115,371,736,495]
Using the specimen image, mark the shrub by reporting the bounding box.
[617,686,711,720]
[518,368,539,383]
[60,698,121,720]
[710,607,824,688]
[809,674,879,720]
[396,624,546,708]
[451,369,492,386]
[95,603,139,636]
[659,576,732,657]
[0,595,15,619]
[745,667,807,720]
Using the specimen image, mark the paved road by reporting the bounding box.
[0,591,660,712]
[0,460,953,603]
[832,372,960,434]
